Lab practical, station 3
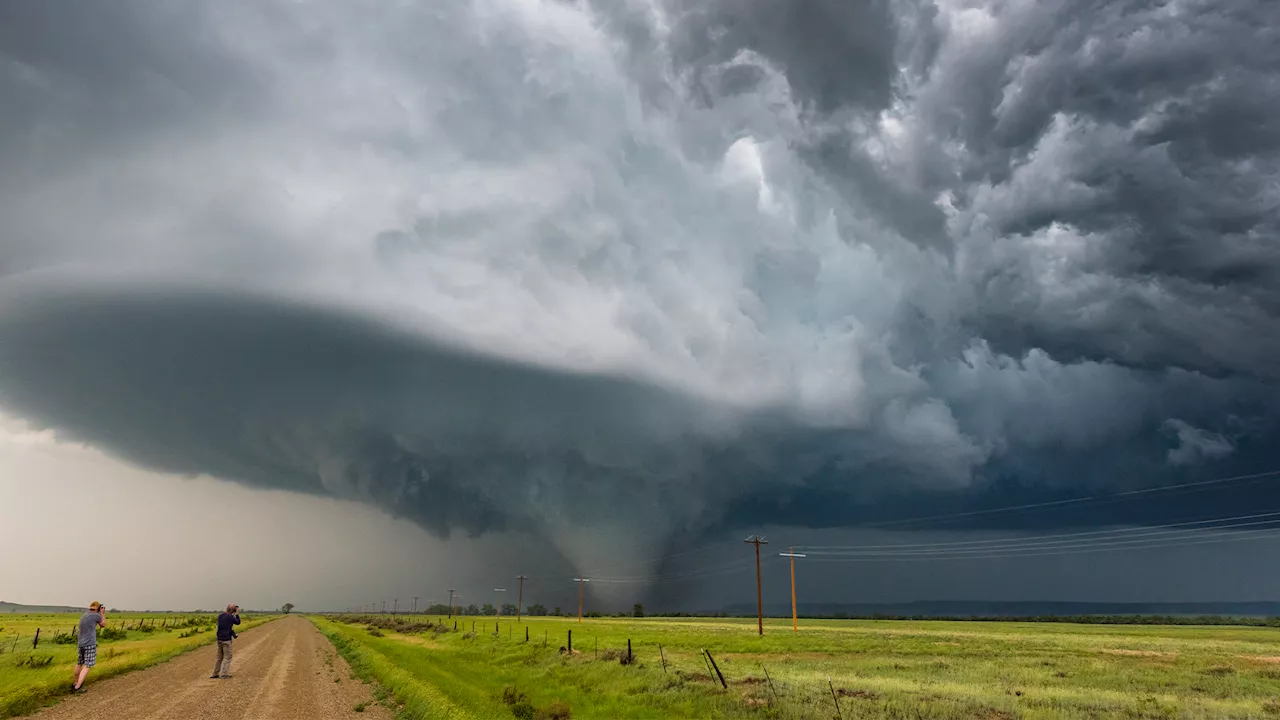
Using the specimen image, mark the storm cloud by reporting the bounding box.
[1,0,1278,594]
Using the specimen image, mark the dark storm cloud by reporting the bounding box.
[920,0,1280,379]
[1,0,1279,597]
[664,0,899,113]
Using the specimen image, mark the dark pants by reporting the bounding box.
[213,640,233,676]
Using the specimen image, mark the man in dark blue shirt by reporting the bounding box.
[211,604,240,679]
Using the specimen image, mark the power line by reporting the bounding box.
[803,525,1280,562]
[583,557,759,585]
[858,469,1280,530]
[798,510,1280,554]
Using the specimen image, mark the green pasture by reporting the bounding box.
[313,614,1280,719]
[0,612,278,718]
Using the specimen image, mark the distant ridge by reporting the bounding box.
[1,601,82,614]
[716,600,1280,618]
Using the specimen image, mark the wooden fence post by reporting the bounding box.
[33,628,40,649]
[705,649,727,689]
[567,629,572,654]
[658,644,666,673]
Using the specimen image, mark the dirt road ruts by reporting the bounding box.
[30,615,393,719]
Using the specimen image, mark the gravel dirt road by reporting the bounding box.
[30,615,394,719]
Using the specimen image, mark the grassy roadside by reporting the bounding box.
[311,613,1280,719]
[312,616,471,720]
[0,613,279,718]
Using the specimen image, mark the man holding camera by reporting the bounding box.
[72,601,107,692]
[211,604,240,679]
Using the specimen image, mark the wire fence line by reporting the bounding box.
[327,612,950,719]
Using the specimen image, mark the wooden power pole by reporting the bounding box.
[745,535,769,635]
[412,596,418,615]
[780,548,806,632]
[574,577,590,622]
[516,575,528,623]
[447,590,456,618]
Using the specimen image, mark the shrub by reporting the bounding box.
[511,700,536,720]
[16,654,54,669]
[535,700,572,720]
[502,685,528,705]
[366,627,384,638]
[98,627,128,642]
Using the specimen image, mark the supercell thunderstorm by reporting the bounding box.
[1,0,1279,594]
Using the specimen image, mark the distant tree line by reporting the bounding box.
[642,612,1280,627]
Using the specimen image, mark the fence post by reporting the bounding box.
[659,644,666,673]
[525,626,529,642]
[568,629,572,654]
[705,649,728,689]
[627,639,632,663]
[762,665,779,703]
[33,628,40,649]
[828,676,843,720]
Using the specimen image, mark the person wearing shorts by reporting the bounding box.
[73,601,106,692]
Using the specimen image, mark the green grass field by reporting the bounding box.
[314,614,1280,719]
[0,612,278,718]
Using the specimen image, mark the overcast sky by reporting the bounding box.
[2,0,1279,612]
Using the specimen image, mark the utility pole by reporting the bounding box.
[447,590,456,618]
[780,548,806,632]
[393,598,398,618]
[495,588,506,619]
[516,575,528,623]
[381,600,387,615]
[745,535,769,636]
[412,596,418,615]
[574,577,590,623]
